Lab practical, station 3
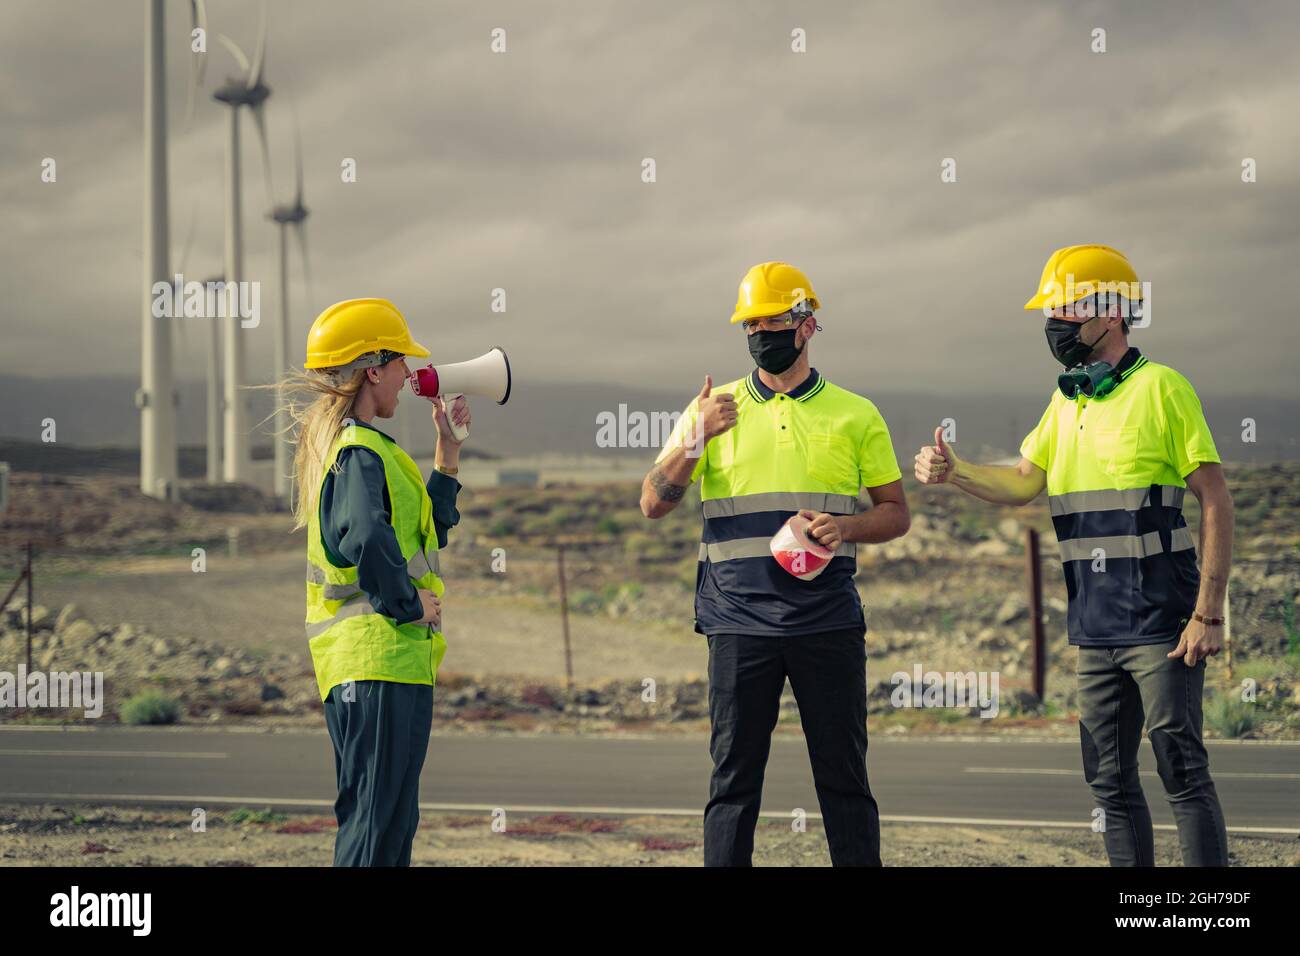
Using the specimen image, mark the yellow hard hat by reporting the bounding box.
[730,261,820,324]
[1024,244,1143,313]
[304,298,431,370]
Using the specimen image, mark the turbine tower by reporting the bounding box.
[139,0,206,500]
[169,196,222,485]
[269,117,311,501]
[202,274,224,482]
[212,5,272,484]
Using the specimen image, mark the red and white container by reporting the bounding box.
[769,514,835,581]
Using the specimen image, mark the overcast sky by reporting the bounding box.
[3,0,1298,400]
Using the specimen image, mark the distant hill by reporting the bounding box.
[1,373,1296,466]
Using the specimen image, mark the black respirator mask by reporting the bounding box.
[748,308,814,374]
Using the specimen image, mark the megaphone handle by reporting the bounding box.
[444,392,470,441]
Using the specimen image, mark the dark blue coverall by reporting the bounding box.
[318,419,461,867]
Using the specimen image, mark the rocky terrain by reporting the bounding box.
[1,464,1297,735]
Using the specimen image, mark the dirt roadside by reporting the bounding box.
[2,803,1296,866]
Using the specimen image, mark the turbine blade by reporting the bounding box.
[251,101,275,207]
[185,0,209,128]
[249,1,269,89]
[176,197,199,276]
[293,118,304,207]
[216,33,250,76]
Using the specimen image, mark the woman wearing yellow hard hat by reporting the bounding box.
[282,297,469,866]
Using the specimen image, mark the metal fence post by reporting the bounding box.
[25,542,33,673]
[1025,528,1045,701]
[557,544,573,692]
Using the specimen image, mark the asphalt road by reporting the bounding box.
[1,727,1297,833]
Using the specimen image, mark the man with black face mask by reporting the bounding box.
[915,245,1234,867]
[640,261,910,866]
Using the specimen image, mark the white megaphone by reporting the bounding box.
[407,347,512,441]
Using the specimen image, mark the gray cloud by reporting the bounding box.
[2,0,1298,402]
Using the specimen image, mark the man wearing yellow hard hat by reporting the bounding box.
[283,297,470,866]
[641,262,911,866]
[915,245,1233,866]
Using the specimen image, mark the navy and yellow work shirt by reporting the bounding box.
[656,368,902,637]
[319,420,461,625]
[1020,348,1219,648]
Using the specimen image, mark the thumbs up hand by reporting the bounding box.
[915,426,959,484]
[697,374,737,443]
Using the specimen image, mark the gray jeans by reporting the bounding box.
[1076,640,1229,866]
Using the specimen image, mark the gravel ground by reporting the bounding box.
[30,553,708,682]
[1,803,1296,867]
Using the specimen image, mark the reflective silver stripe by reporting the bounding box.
[699,537,856,563]
[304,597,376,639]
[1048,485,1186,516]
[1170,526,1197,553]
[305,565,361,600]
[322,583,362,601]
[1049,488,1152,515]
[407,548,440,578]
[702,492,859,519]
[307,547,439,592]
[1058,531,1163,562]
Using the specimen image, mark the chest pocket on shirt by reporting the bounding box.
[711,430,737,470]
[806,432,857,490]
[1093,425,1140,480]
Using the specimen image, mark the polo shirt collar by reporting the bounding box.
[746,367,822,403]
[1114,346,1146,383]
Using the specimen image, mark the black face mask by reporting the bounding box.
[748,327,804,374]
[1044,317,1109,369]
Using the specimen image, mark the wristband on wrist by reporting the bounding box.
[1192,611,1225,626]
[435,463,458,476]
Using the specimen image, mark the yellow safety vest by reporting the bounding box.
[305,423,446,700]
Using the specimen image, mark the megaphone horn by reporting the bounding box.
[408,347,512,406]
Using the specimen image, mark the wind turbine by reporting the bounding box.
[165,195,212,484]
[268,114,311,502]
[212,3,272,485]
[170,202,224,485]
[139,0,206,500]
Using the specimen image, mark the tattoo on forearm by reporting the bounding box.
[650,468,686,502]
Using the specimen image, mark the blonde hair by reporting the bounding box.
[275,367,367,529]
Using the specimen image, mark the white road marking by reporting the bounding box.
[0,749,227,759]
[965,766,1300,780]
[3,793,1297,835]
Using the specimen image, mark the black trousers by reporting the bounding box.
[704,628,881,866]
[1077,640,1229,866]
[323,679,434,867]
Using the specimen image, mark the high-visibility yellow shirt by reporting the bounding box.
[1020,348,1219,646]
[657,368,901,636]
